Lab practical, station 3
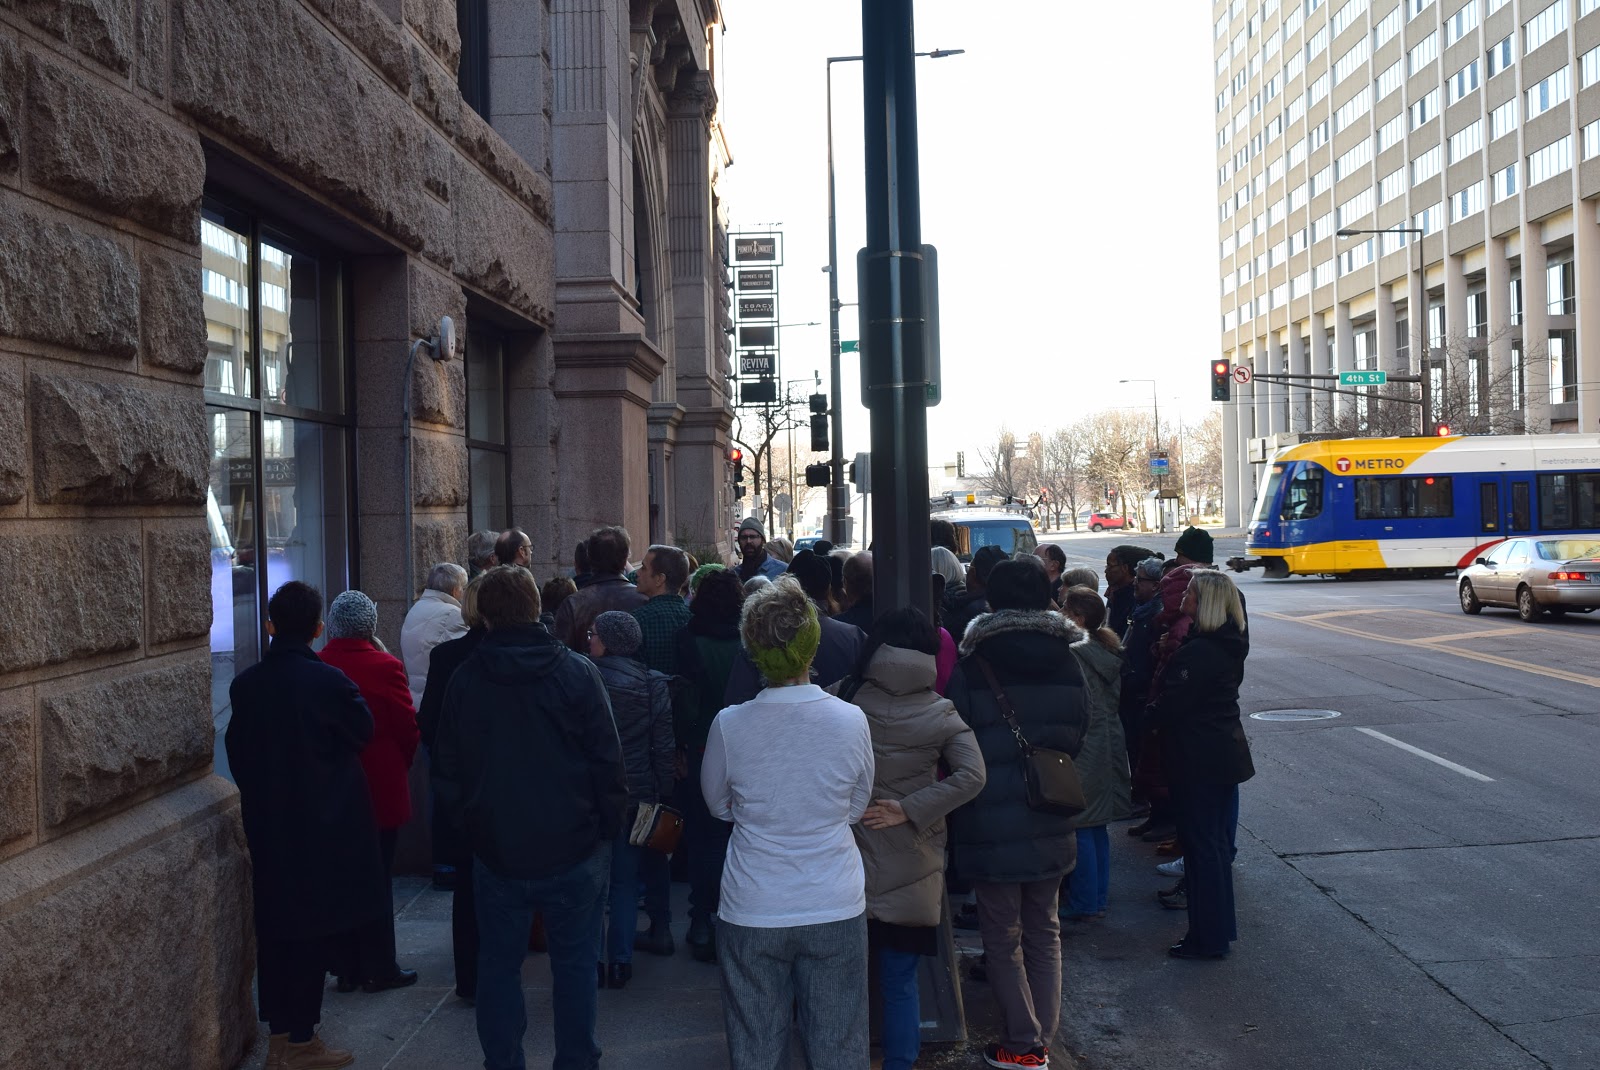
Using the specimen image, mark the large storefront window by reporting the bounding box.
[203,197,353,776]
[466,330,510,532]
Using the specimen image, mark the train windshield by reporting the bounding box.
[1252,464,1287,523]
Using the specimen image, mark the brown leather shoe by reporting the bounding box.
[1155,838,1183,856]
[281,1036,354,1070]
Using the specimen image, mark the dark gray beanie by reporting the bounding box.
[592,610,642,657]
[326,590,379,639]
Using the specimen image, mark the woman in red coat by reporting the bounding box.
[320,590,421,993]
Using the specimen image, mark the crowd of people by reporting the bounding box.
[224,514,1254,1070]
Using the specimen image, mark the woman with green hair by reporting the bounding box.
[700,576,875,1069]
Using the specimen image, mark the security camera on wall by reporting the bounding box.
[436,315,457,361]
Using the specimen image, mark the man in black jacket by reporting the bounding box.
[226,581,386,1070]
[434,566,627,1070]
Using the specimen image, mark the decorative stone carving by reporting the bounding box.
[30,374,207,506]
[27,55,205,241]
[40,657,212,827]
[0,196,139,360]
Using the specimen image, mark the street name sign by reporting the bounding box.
[1339,370,1388,385]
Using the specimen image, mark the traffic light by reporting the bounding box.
[805,463,831,487]
[1435,423,1452,436]
[729,447,746,500]
[810,414,829,452]
[1210,359,1232,401]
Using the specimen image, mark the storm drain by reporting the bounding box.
[1249,708,1342,722]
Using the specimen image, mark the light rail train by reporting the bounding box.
[1231,434,1600,578]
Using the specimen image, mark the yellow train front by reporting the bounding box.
[1233,434,1600,578]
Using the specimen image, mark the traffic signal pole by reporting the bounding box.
[860,0,931,619]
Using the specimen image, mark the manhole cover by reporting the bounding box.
[1250,708,1342,722]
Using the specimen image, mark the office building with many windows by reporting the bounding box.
[1214,0,1600,523]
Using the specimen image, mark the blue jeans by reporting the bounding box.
[877,946,922,1070]
[598,832,642,964]
[1173,783,1238,955]
[1065,825,1111,917]
[718,914,868,1070]
[474,844,610,1070]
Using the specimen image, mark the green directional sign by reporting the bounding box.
[840,339,859,353]
[1339,370,1388,386]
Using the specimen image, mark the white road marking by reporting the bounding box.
[1353,726,1496,783]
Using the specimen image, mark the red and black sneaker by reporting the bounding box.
[983,1043,1049,1068]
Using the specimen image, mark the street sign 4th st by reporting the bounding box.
[1339,370,1388,386]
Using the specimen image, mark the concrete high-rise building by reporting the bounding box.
[1213,0,1600,523]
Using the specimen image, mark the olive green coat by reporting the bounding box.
[1069,637,1133,828]
[833,645,987,928]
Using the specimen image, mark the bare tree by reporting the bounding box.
[1039,424,1088,530]
[732,388,807,531]
[1081,408,1152,522]
[1297,328,1539,438]
[977,429,1036,502]
[1179,410,1224,519]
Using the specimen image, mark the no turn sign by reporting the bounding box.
[1233,364,1253,385]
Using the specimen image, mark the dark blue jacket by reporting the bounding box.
[723,609,865,706]
[225,639,389,940]
[433,624,627,880]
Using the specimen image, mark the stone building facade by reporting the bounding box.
[0,0,730,1064]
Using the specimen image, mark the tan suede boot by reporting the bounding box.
[280,1035,355,1070]
[263,1033,288,1070]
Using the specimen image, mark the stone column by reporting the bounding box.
[1267,332,1288,437]
[1288,320,1310,432]
[1376,285,1399,375]
[1333,301,1354,425]
[1234,342,1256,521]
[1486,236,1513,410]
[1522,233,1551,433]
[1573,205,1600,432]
[1222,373,1242,527]
[1443,250,1467,415]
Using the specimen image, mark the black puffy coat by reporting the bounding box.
[946,610,1089,884]
[433,624,627,880]
[594,654,675,804]
[1149,621,1255,787]
[225,640,389,941]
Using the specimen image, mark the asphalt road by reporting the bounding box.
[1036,529,1600,1070]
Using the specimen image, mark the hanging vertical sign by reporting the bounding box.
[730,230,783,408]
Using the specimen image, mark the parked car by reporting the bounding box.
[1080,511,1133,533]
[794,536,825,553]
[1457,536,1600,620]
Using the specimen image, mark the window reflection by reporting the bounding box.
[202,211,253,397]
[263,416,350,602]
[207,407,259,779]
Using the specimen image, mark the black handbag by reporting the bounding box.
[975,656,1086,818]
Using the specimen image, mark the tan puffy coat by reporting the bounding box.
[834,645,987,928]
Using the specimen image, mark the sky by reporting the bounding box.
[715,1,1222,472]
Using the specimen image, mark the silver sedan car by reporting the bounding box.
[1458,536,1600,621]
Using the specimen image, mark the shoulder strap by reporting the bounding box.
[974,655,1032,755]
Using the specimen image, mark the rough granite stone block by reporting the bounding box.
[0,361,22,504]
[0,0,135,74]
[140,248,206,374]
[30,374,207,505]
[26,55,204,240]
[40,658,212,827]
[0,196,139,359]
[411,431,467,507]
[408,261,465,339]
[413,515,464,593]
[0,690,32,846]
[452,156,555,324]
[147,526,212,644]
[172,0,435,252]
[303,0,410,91]
[456,104,553,222]
[0,35,20,175]
[410,42,459,136]
[0,804,255,1068]
[412,352,466,428]
[405,0,459,71]
[0,532,142,674]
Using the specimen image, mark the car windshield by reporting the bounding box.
[1252,464,1286,523]
[1536,539,1600,561]
[952,520,1037,560]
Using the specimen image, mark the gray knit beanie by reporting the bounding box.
[592,610,642,657]
[326,590,379,640]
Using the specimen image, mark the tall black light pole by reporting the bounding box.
[826,46,962,548]
[1337,226,1430,433]
[859,0,929,616]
